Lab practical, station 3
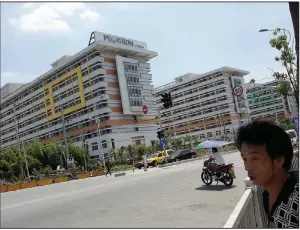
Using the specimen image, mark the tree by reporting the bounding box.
[278,118,294,131]
[250,79,255,84]
[269,28,299,108]
[289,2,299,77]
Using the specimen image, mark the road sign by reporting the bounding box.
[292,116,299,133]
[160,138,166,148]
[143,104,148,115]
[233,85,243,96]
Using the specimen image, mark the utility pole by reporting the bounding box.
[13,104,24,180]
[80,130,87,172]
[61,106,69,161]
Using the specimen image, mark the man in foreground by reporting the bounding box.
[236,121,299,228]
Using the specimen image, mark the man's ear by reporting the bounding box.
[274,156,285,168]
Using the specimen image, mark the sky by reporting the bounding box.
[0,1,294,88]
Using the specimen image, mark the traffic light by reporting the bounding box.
[157,130,164,140]
[161,92,173,109]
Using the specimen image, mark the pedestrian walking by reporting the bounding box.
[236,121,298,228]
[105,159,112,176]
[132,160,135,173]
[143,155,148,171]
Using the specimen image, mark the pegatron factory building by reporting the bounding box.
[0,32,159,160]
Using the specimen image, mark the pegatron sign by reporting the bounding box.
[103,34,134,46]
[88,31,146,49]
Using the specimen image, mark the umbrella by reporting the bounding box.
[196,140,234,149]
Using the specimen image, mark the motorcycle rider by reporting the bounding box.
[208,147,226,178]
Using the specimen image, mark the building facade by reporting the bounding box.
[245,80,297,121]
[0,32,158,160]
[154,67,250,141]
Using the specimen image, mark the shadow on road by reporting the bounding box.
[195,184,237,191]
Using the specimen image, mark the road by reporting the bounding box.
[1,151,246,228]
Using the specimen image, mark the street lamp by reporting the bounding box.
[259,28,293,45]
[89,117,106,172]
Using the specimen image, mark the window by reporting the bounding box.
[102,140,107,148]
[92,142,98,151]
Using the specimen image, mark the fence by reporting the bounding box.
[224,153,299,228]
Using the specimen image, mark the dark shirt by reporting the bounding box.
[263,171,299,228]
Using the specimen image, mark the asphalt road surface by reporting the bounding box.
[1,151,246,228]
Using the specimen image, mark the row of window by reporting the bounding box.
[126,75,140,86]
[0,95,109,139]
[91,140,108,151]
[1,107,110,145]
[53,97,82,114]
[53,86,80,103]
[52,75,78,92]
[156,80,226,105]
[127,86,142,97]
[1,60,110,125]
[156,72,223,96]
[166,111,232,131]
[164,104,230,124]
[0,76,111,130]
[249,99,283,110]
[250,105,285,116]
[129,98,143,107]
[1,51,101,111]
[175,121,232,137]
[171,79,226,100]
[161,95,228,118]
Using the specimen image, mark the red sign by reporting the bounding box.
[143,105,148,115]
[233,85,243,96]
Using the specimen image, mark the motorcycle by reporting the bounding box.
[201,158,236,187]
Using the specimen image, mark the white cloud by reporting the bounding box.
[80,10,101,21]
[106,3,132,11]
[22,3,35,9]
[1,72,37,86]
[9,3,101,34]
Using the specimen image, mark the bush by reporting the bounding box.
[44,166,53,177]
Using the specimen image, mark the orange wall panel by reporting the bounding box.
[106,69,117,76]
[110,95,121,100]
[108,82,119,88]
[104,58,116,63]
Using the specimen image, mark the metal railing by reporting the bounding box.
[224,153,299,228]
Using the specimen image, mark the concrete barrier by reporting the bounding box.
[7,184,21,192]
[21,181,37,189]
[54,177,69,183]
[37,179,53,186]
[91,170,105,177]
[0,185,8,193]
[77,172,90,179]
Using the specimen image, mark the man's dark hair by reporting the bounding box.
[212,147,218,153]
[236,120,293,170]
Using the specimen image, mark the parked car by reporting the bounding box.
[168,149,197,163]
[134,152,166,169]
[286,129,298,149]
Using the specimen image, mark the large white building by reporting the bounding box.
[0,31,159,160]
[245,80,297,121]
[154,67,250,141]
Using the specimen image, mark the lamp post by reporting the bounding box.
[259,28,293,44]
[89,117,106,173]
